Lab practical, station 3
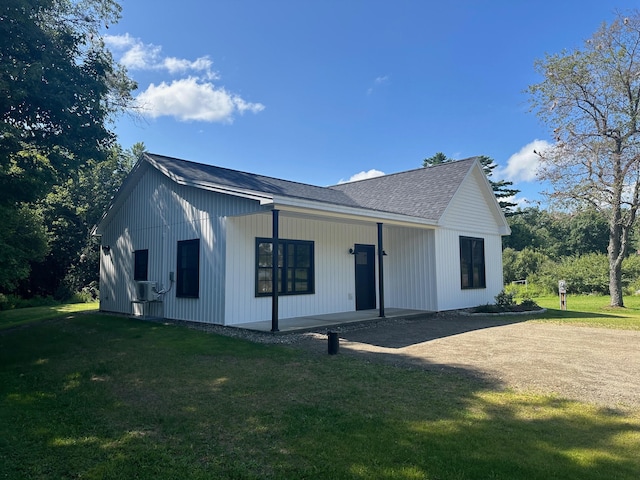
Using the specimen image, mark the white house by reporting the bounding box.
[94,153,510,328]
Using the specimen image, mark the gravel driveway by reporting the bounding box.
[295,314,640,410]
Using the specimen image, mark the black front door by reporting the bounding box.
[354,244,376,310]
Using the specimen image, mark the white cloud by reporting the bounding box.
[501,139,552,182]
[338,169,385,184]
[367,75,390,95]
[136,78,265,122]
[104,33,264,123]
[105,33,215,76]
[103,32,136,49]
[162,57,217,79]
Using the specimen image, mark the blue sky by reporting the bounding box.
[106,0,640,207]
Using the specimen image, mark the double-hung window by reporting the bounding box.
[256,238,314,296]
[460,236,486,289]
[176,239,200,298]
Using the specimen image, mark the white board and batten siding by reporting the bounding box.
[225,213,382,325]
[434,168,507,311]
[99,165,260,323]
[383,226,437,311]
[224,215,440,325]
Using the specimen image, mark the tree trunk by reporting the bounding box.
[609,257,624,307]
[608,220,625,308]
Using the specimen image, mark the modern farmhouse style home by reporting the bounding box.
[94,153,510,329]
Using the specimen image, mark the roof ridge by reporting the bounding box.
[329,157,478,188]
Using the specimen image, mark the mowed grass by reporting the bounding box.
[533,294,640,329]
[1,304,639,479]
[0,301,99,330]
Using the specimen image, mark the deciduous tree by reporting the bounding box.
[0,0,135,291]
[528,10,640,307]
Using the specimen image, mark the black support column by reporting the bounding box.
[377,222,385,318]
[271,209,280,332]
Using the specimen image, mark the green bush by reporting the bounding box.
[622,254,640,295]
[71,283,99,303]
[504,281,550,299]
[503,247,551,284]
[494,290,515,307]
[0,294,58,311]
[519,298,540,309]
[527,253,640,296]
[532,253,609,295]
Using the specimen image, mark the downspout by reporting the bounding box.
[377,222,385,318]
[271,209,280,332]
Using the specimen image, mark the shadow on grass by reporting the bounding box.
[1,314,638,479]
[537,308,627,319]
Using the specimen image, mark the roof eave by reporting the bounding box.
[271,195,439,228]
[144,153,275,205]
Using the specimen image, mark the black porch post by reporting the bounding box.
[271,209,280,332]
[377,222,385,318]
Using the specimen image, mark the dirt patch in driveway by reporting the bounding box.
[296,314,640,410]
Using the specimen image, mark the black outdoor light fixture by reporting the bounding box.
[102,245,111,254]
[348,247,387,255]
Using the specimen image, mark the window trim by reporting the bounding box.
[176,239,200,298]
[255,237,314,297]
[133,249,149,281]
[459,236,486,289]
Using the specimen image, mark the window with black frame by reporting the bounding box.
[459,236,486,289]
[255,238,314,296]
[176,239,200,298]
[133,249,148,281]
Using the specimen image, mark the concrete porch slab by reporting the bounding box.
[230,308,433,333]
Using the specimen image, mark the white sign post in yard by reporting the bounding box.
[558,280,567,310]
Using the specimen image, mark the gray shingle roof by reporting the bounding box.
[145,153,478,222]
[330,158,477,220]
[146,153,362,208]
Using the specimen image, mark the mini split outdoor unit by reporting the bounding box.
[135,281,158,302]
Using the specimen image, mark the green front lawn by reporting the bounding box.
[533,294,640,329]
[1,305,639,479]
[0,301,98,331]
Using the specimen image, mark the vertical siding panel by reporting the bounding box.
[385,226,436,311]
[434,228,503,311]
[100,166,260,324]
[441,169,504,235]
[224,215,382,324]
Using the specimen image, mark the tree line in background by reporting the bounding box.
[503,207,640,297]
[0,0,138,308]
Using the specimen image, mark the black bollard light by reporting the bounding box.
[327,331,339,355]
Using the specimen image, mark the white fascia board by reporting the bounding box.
[165,176,275,205]
[189,181,275,204]
[271,195,438,228]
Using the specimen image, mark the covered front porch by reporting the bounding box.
[230,308,433,333]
